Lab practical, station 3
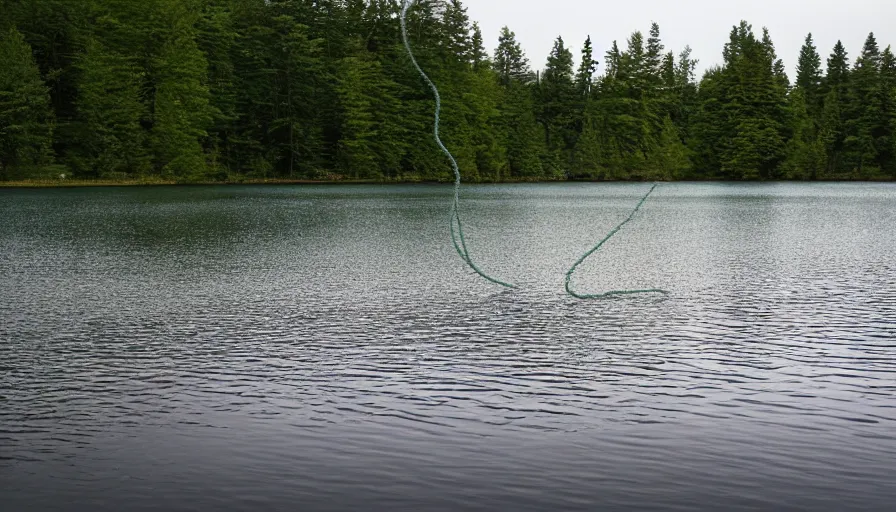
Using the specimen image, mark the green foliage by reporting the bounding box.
[796,33,823,118]
[843,33,885,177]
[537,36,577,169]
[493,26,533,86]
[73,38,150,176]
[0,28,56,178]
[1,2,894,183]
[782,89,825,179]
[691,22,789,180]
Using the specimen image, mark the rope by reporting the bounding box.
[565,183,668,299]
[400,0,515,289]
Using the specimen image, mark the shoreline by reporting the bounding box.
[1,177,893,189]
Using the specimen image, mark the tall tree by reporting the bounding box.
[537,36,577,168]
[492,27,545,177]
[73,37,150,177]
[493,26,533,86]
[149,0,215,178]
[796,33,823,118]
[645,22,665,86]
[877,46,896,176]
[692,22,788,179]
[782,88,825,179]
[819,40,851,176]
[843,32,883,176]
[470,22,487,69]
[0,28,55,178]
[576,35,597,97]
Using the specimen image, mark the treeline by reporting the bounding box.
[1,0,894,182]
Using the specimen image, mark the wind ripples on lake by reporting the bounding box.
[1,183,895,511]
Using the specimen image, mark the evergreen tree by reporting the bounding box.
[796,33,823,117]
[197,0,239,175]
[537,36,577,169]
[576,36,597,97]
[470,22,487,69]
[877,46,896,176]
[820,40,851,176]
[149,0,215,178]
[335,52,379,177]
[782,88,825,179]
[0,0,893,183]
[493,26,533,86]
[73,37,150,177]
[699,22,788,180]
[645,22,665,85]
[843,33,883,176]
[671,46,698,144]
[0,28,55,178]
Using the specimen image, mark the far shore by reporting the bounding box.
[1,177,893,189]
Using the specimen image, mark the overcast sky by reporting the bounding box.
[463,0,895,79]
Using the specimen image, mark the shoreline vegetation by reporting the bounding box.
[3,176,894,189]
[1,1,895,184]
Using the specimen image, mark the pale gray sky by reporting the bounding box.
[464,0,895,79]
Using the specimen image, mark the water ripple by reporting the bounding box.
[2,183,895,511]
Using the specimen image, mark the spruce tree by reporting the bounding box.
[470,22,487,69]
[74,38,150,177]
[491,28,545,177]
[0,28,55,179]
[843,33,883,176]
[537,36,577,168]
[693,22,788,180]
[493,27,533,86]
[877,46,896,176]
[671,46,698,138]
[576,36,597,97]
[820,41,851,177]
[796,33,823,118]
[645,22,665,85]
[782,89,825,179]
[149,0,215,178]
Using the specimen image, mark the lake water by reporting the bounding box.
[2,183,895,511]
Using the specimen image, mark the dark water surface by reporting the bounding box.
[2,183,895,511]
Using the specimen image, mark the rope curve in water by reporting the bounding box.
[565,184,669,299]
[400,0,515,289]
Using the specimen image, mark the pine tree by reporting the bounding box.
[74,37,150,177]
[493,27,533,86]
[877,46,896,176]
[197,0,239,175]
[442,0,472,65]
[820,40,850,177]
[843,33,883,177]
[671,46,698,143]
[651,116,690,180]
[796,33,823,118]
[782,88,825,179]
[575,36,597,96]
[335,53,379,178]
[149,0,215,178]
[2,0,893,184]
[645,22,665,86]
[690,66,726,178]
[692,22,788,180]
[470,22,487,69]
[0,28,55,179]
[537,36,577,169]
[500,82,547,178]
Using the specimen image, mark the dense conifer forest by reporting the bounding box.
[1,0,894,182]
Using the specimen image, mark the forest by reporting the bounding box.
[1,0,895,182]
